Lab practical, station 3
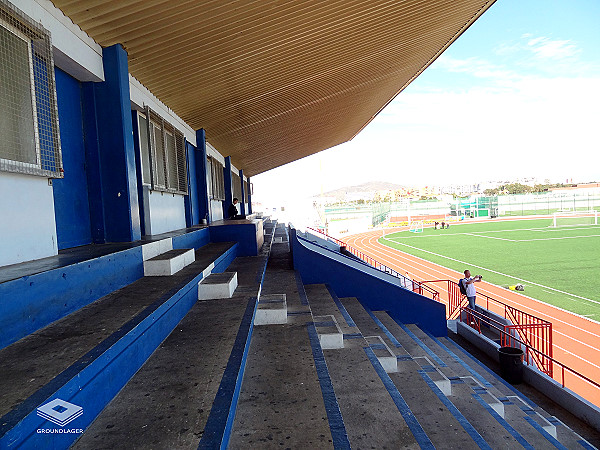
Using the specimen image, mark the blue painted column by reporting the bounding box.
[91,44,141,242]
[82,82,105,243]
[247,176,252,214]
[239,169,246,216]
[184,141,197,227]
[195,129,210,223]
[222,156,233,218]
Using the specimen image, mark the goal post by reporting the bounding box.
[552,210,598,228]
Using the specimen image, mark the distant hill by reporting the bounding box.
[315,181,405,200]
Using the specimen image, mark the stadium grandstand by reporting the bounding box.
[0,0,598,448]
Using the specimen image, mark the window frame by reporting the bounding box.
[136,106,187,195]
[0,3,62,178]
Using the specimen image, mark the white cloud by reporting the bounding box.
[526,37,580,60]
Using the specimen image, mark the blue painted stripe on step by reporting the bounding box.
[369,343,387,350]
[360,306,402,348]
[522,415,568,450]
[325,284,356,328]
[295,271,309,306]
[471,393,534,449]
[364,347,434,449]
[441,337,538,409]
[418,371,492,450]
[198,296,258,450]
[420,329,493,388]
[396,355,413,361]
[393,322,446,367]
[577,439,597,450]
[306,322,351,450]
[287,310,312,316]
[343,333,363,340]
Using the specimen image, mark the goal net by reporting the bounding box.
[409,220,424,233]
[552,210,598,228]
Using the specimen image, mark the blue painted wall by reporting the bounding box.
[52,68,92,249]
[81,82,106,243]
[92,44,141,242]
[195,129,210,223]
[184,141,199,227]
[0,247,144,350]
[290,229,447,337]
[222,156,233,219]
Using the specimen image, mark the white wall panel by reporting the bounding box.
[142,187,186,236]
[0,172,58,266]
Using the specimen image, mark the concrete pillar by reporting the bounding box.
[87,44,141,242]
[239,169,246,216]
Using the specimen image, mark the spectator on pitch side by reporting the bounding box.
[462,269,482,310]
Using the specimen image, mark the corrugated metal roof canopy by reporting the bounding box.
[52,0,496,176]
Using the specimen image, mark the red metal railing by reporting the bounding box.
[463,307,600,397]
[422,279,553,376]
[306,227,440,302]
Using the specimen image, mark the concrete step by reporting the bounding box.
[403,323,592,449]
[0,242,236,449]
[339,297,409,357]
[370,312,535,448]
[254,293,287,325]
[72,253,269,450]
[313,314,344,349]
[364,335,397,373]
[337,299,481,448]
[229,251,335,448]
[197,271,238,299]
[303,284,358,335]
[321,334,422,448]
[141,237,173,261]
[143,248,195,276]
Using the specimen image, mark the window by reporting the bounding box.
[0,1,62,177]
[244,179,250,203]
[136,107,187,195]
[232,171,242,201]
[208,156,225,201]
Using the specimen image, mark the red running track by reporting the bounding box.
[345,228,600,407]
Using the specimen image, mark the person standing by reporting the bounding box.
[463,269,482,310]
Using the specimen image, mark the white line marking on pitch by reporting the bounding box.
[381,237,600,307]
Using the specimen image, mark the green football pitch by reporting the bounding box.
[379,218,600,322]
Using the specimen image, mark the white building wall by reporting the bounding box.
[0,172,58,266]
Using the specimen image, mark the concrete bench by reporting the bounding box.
[198,272,238,300]
[143,248,195,276]
[254,294,287,325]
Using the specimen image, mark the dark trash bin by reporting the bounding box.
[498,346,524,384]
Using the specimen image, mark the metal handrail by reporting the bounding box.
[422,278,553,375]
[461,306,599,393]
[305,227,440,301]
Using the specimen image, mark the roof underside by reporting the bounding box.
[52,0,496,176]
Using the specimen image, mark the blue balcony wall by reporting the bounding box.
[290,228,447,337]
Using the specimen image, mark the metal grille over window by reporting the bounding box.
[208,156,225,201]
[140,107,187,195]
[0,0,62,178]
[232,171,242,201]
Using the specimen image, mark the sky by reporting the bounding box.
[252,0,600,208]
